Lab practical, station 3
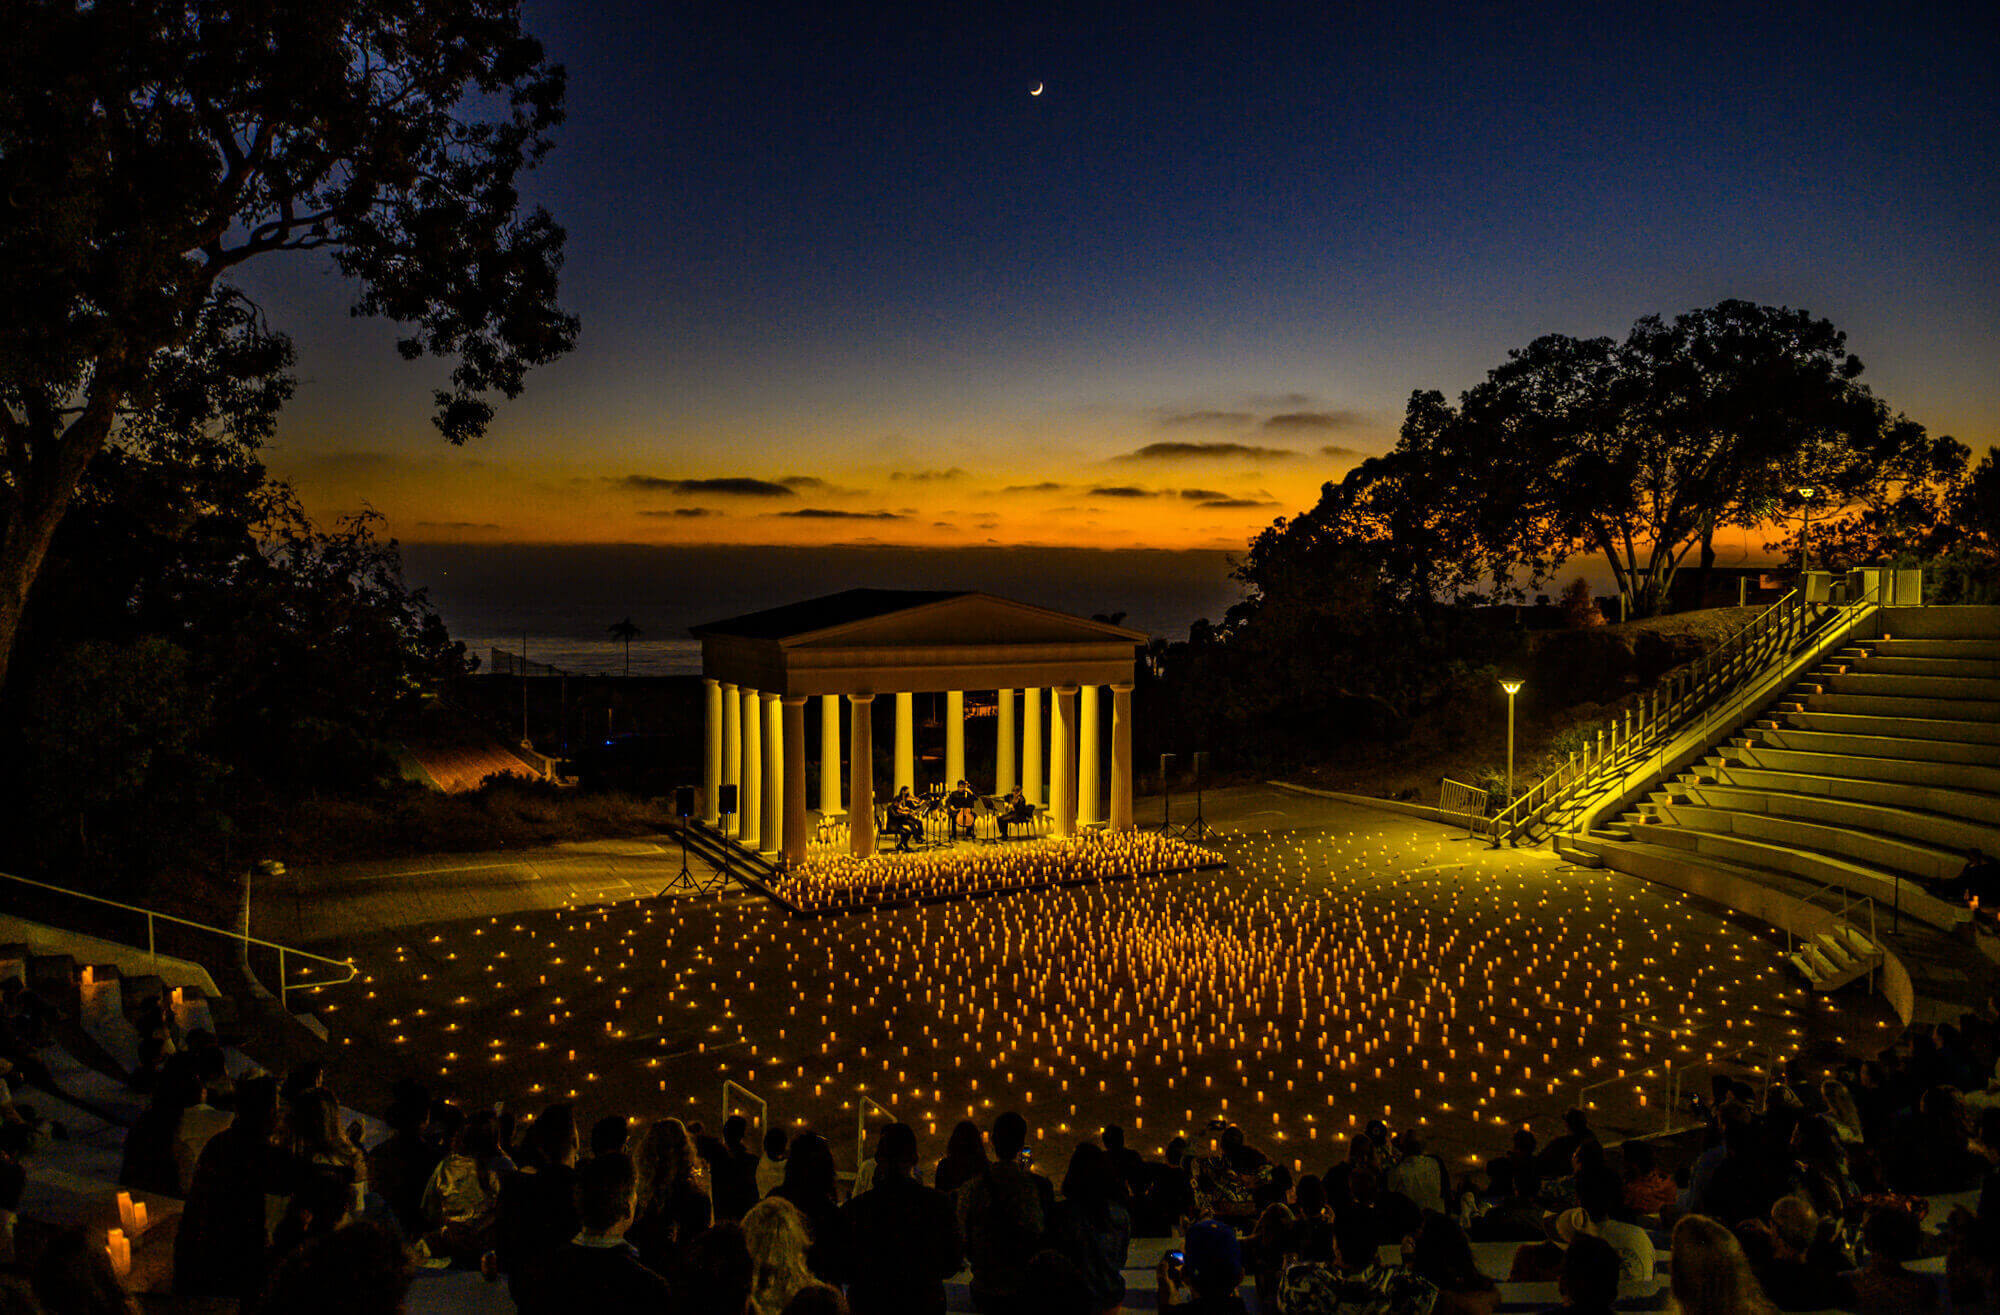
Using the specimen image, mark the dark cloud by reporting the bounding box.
[779,475,827,489]
[1118,441,1298,461]
[773,508,908,520]
[1088,485,1156,498]
[1001,481,1067,494]
[1157,410,1255,429]
[1200,498,1281,509]
[891,468,969,482]
[414,520,503,530]
[638,507,719,518]
[617,476,795,497]
[1319,444,1361,459]
[1178,488,1229,501]
[1263,410,1361,432]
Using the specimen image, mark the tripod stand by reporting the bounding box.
[658,815,732,897]
[1177,751,1216,844]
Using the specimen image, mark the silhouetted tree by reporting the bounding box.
[609,617,642,677]
[0,0,577,690]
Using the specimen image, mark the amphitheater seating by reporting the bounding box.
[1575,622,2000,1000]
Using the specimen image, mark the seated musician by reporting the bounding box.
[886,786,923,852]
[997,785,1035,838]
[944,779,979,840]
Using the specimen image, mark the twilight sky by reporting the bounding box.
[248,0,1999,555]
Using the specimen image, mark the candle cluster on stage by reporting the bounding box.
[771,830,1222,913]
[322,827,1884,1166]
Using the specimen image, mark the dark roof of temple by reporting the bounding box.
[690,589,971,641]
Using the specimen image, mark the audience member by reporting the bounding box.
[1618,1139,1675,1217]
[590,1114,633,1159]
[1574,1165,1654,1298]
[1668,1214,1775,1315]
[1849,1205,1940,1315]
[532,1152,672,1314]
[935,1120,990,1196]
[1045,1141,1131,1315]
[759,1125,790,1199]
[1134,1136,1195,1238]
[1545,1233,1621,1315]
[173,1074,288,1300]
[365,1084,439,1238]
[417,1108,510,1265]
[1383,1131,1449,1217]
[684,1222,757,1315]
[846,1121,962,1315]
[745,1196,819,1315]
[629,1116,714,1282]
[116,1067,198,1197]
[703,1115,765,1221]
[1160,1219,1248,1315]
[1407,1211,1497,1315]
[773,1131,850,1282]
[960,1111,1054,1315]
[1102,1125,1147,1202]
[496,1101,581,1311]
[785,1282,852,1315]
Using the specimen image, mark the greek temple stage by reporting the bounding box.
[691,589,1147,863]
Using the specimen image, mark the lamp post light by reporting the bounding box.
[1796,486,1817,573]
[1500,680,1523,811]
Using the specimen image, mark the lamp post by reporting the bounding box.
[1796,486,1817,573]
[1500,680,1523,810]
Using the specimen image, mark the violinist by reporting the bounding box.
[887,786,923,852]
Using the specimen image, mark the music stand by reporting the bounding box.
[1178,751,1216,844]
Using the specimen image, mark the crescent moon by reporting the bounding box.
[1031,82,1044,96]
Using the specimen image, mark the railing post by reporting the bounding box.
[147,913,157,971]
[278,946,288,1012]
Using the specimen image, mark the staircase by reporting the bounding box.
[1565,608,2000,1016]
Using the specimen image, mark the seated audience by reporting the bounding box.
[1546,1233,1621,1315]
[497,1102,581,1311]
[684,1221,757,1315]
[1406,1212,1497,1315]
[935,1120,989,1196]
[174,1074,289,1300]
[532,1152,672,1314]
[960,1111,1054,1315]
[32,1226,143,1315]
[629,1116,714,1283]
[774,1130,850,1283]
[1669,1214,1775,1315]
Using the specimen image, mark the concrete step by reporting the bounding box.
[1694,765,2000,832]
[1799,692,2000,722]
[1666,783,2000,856]
[1860,655,2000,679]
[1752,723,2000,751]
[1622,819,1968,930]
[1646,799,1967,883]
[1823,672,2000,701]
[1765,714,2000,747]
[1873,638,2000,661]
[1721,739,2000,786]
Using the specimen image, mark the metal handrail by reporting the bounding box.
[855,1092,894,1183]
[723,1080,768,1129]
[0,869,357,1011]
[1492,587,1870,845]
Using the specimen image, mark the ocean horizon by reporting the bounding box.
[405,543,1249,678]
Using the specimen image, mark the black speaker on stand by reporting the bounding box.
[1178,751,1216,843]
[662,784,732,897]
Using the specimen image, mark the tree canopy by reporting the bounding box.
[1334,301,1962,614]
[0,0,577,688]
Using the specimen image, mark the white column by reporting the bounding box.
[738,688,761,849]
[1078,684,1101,827]
[761,691,782,855]
[702,677,723,825]
[1109,682,1134,832]
[1022,687,1043,805]
[849,694,876,857]
[818,694,842,817]
[1051,685,1078,837]
[783,695,808,865]
[945,690,965,787]
[721,682,741,834]
[894,692,915,796]
[995,688,1016,794]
